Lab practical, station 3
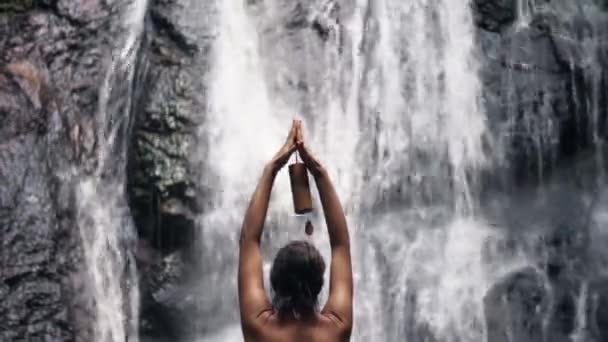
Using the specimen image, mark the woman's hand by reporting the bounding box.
[295,123,326,178]
[267,119,300,174]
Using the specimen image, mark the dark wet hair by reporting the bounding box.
[270,240,325,318]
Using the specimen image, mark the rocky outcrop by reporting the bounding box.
[484,268,548,342]
[485,265,608,342]
[473,0,517,32]
[589,278,608,341]
[482,195,608,342]
[474,0,608,185]
[0,1,129,340]
[4,0,226,338]
[474,2,608,341]
[127,0,214,255]
[0,58,76,342]
[127,0,217,338]
[138,248,189,339]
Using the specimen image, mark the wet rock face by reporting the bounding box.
[128,0,217,338]
[475,2,608,341]
[484,268,548,342]
[474,0,608,185]
[138,246,189,339]
[485,267,608,342]
[0,60,73,342]
[592,279,608,341]
[473,0,517,32]
[127,0,215,256]
[0,1,126,340]
[481,192,608,342]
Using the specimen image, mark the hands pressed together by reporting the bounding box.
[269,119,325,178]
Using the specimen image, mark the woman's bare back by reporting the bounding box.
[244,311,350,342]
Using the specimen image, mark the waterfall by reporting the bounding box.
[351,1,503,340]
[75,0,148,341]
[191,0,536,341]
[2,0,607,339]
[516,0,536,27]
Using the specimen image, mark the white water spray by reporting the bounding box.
[516,0,536,27]
[76,0,148,341]
[196,0,532,341]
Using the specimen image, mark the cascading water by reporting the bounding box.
[351,2,533,341]
[194,0,528,341]
[516,0,536,27]
[191,0,608,341]
[75,0,148,341]
[3,0,608,340]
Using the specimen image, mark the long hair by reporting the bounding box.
[270,240,326,318]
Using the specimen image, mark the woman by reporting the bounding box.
[238,120,353,341]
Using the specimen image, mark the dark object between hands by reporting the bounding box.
[289,162,313,215]
[305,220,314,236]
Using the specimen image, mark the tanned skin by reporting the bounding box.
[238,120,353,342]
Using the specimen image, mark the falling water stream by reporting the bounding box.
[4,0,608,340]
[516,0,536,27]
[195,0,533,341]
[76,0,148,341]
[65,0,608,341]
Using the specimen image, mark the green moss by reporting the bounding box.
[0,0,35,14]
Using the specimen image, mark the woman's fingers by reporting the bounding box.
[296,120,303,145]
[295,122,311,161]
[297,141,312,164]
[286,120,296,144]
[297,140,324,176]
[292,121,325,176]
[282,120,300,158]
[271,142,296,172]
[269,120,303,172]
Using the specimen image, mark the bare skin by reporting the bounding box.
[238,120,353,342]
